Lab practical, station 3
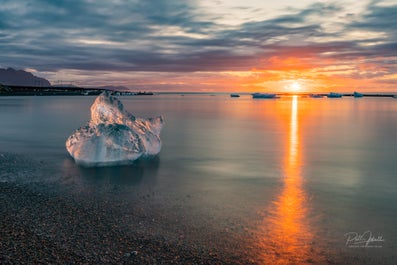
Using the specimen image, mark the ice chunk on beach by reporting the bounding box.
[66,92,164,166]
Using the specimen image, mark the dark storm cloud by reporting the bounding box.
[350,1,397,33]
[0,0,396,74]
[0,0,216,71]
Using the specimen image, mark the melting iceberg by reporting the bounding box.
[66,92,164,166]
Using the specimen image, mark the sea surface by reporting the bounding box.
[1,94,397,264]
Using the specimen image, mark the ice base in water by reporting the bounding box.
[66,92,164,166]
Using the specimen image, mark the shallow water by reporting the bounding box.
[1,94,397,263]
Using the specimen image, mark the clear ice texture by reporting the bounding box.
[66,92,164,166]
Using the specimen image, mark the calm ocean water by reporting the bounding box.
[1,94,397,263]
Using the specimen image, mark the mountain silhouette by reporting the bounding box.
[0,68,51,87]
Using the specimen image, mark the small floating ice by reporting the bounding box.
[66,92,164,166]
[353,91,364,98]
[252,93,278,99]
[309,94,323,98]
[327,92,343,98]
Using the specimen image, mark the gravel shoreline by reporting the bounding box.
[0,152,255,264]
[0,182,255,264]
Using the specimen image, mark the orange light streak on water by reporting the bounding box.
[257,96,318,264]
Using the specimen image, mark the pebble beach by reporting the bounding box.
[1,182,260,264]
[0,153,254,264]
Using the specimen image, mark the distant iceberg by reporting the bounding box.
[66,92,164,166]
[309,94,323,98]
[353,91,363,98]
[327,92,343,98]
[252,93,278,99]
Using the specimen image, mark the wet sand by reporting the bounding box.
[0,181,255,264]
[0,151,254,264]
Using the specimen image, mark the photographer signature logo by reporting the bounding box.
[344,231,384,248]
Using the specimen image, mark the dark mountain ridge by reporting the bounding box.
[0,68,51,87]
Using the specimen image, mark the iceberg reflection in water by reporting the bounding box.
[61,156,160,189]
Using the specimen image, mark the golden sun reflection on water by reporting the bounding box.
[257,96,316,264]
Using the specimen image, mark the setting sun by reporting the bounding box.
[285,81,302,92]
[291,82,301,91]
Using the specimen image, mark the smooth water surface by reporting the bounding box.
[1,94,397,263]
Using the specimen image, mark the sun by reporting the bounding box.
[290,81,301,91]
[285,81,302,92]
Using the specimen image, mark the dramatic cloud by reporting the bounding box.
[1,0,396,91]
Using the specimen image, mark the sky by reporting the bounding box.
[1,0,397,92]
